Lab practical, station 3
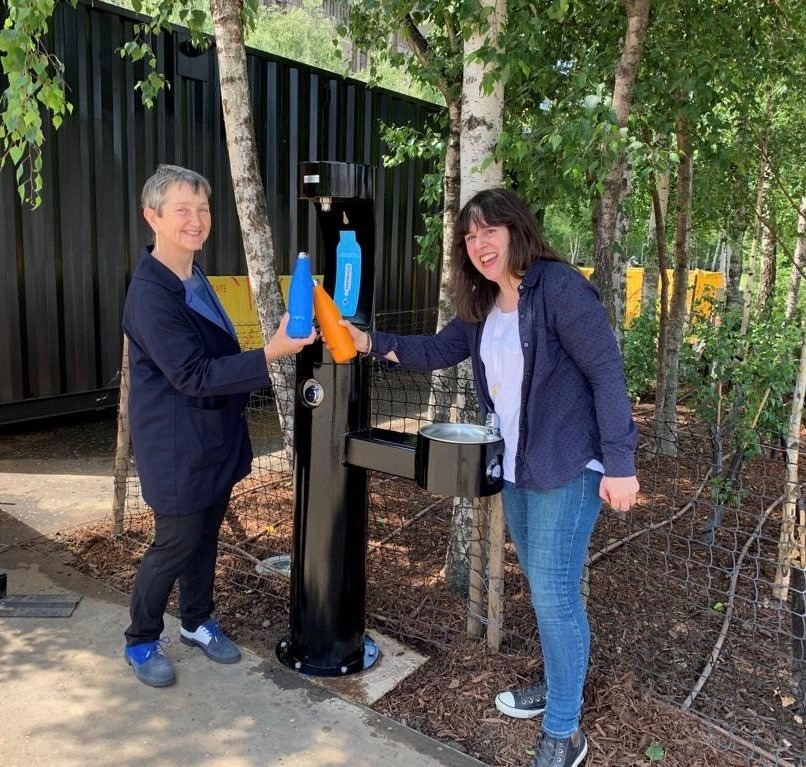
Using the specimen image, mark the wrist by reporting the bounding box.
[361,331,373,358]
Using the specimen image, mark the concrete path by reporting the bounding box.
[0,417,487,767]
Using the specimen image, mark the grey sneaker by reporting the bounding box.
[495,678,547,718]
[124,638,175,687]
[180,618,241,664]
[530,729,587,767]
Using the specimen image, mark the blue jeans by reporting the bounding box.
[502,469,602,737]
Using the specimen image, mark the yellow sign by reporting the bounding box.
[578,267,724,326]
[211,268,724,346]
[209,274,323,351]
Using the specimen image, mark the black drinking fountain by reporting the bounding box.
[276,161,504,677]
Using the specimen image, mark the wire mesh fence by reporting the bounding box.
[110,309,805,767]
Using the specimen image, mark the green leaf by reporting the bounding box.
[645,742,665,761]
[713,602,725,613]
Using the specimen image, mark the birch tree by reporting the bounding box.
[207,0,294,447]
[1,0,296,449]
[785,198,806,321]
[591,0,651,340]
[442,0,506,595]
[652,115,692,456]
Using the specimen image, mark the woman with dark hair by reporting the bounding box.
[340,188,638,767]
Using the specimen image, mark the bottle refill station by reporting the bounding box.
[276,161,505,677]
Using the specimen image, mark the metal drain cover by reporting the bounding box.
[0,592,83,618]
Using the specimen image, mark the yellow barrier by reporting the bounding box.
[211,268,725,348]
[209,274,323,351]
[578,267,724,326]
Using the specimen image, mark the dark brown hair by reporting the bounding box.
[450,188,565,322]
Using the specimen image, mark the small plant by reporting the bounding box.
[622,308,659,404]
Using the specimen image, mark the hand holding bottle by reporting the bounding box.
[314,281,356,363]
[336,319,400,364]
[286,252,314,338]
[264,313,316,363]
[337,319,370,353]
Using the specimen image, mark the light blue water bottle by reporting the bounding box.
[286,251,313,338]
[334,230,361,318]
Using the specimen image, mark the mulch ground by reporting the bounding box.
[16,406,806,767]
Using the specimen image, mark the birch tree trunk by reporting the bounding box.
[429,98,462,423]
[725,225,745,311]
[591,0,651,342]
[641,164,669,310]
[785,197,806,321]
[773,318,806,601]
[755,171,776,318]
[740,130,769,335]
[444,0,506,595]
[773,323,806,707]
[652,118,692,457]
[460,0,504,199]
[208,0,294,458]
[399,14,463,423]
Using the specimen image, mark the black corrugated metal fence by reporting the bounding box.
[0,0,440,423]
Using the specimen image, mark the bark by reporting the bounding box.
[112,335,131,536]
[650,165,669,426]
[785,197,806,321]
[725,225,745,311]
[444,0,505,595]
[791,562,806,711]
[400,12,462,423]
[740,121,769,335]
[429,98,462,423]
[208,0,294,456]
[755,174,776,318]
[725,119,750,310]
[591,0,651,341]
[460,0,505,198]
[641,164,669,310]
[652,118,692,457]
[773,320,806,601]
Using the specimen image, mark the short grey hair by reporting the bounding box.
[141,164,211,214]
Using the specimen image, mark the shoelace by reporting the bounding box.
[519,681,546,704]
[192,620,222,643]
[155,636,171,653]
[531,734,570,767]
[141,636,170,659]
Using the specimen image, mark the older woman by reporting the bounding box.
[122,164,314,687]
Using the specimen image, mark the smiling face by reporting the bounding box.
[463,219,512,288]
[143,182,211,260]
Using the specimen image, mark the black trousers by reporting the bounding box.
[124,491,231,645]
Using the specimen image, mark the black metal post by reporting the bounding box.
[277,162,379,676]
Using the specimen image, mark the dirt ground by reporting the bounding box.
[4,410,804,767]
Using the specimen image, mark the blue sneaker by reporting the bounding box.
[124,638,175,687]
[180,618,241,664]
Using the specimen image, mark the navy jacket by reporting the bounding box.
[371,260,638,491]
[122,247,269,515]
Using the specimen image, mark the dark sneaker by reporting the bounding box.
[530,729,587,767]
[495,679,547,718]
[180,618,241,664]
[124,638,175,688]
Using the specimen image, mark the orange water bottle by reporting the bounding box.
[313,280,357,363]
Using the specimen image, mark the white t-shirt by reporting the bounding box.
[480,305,524,482]
[480,305,604,483]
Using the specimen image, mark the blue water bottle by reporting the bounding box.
[286,251,313,338]
[334,230,361,318]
